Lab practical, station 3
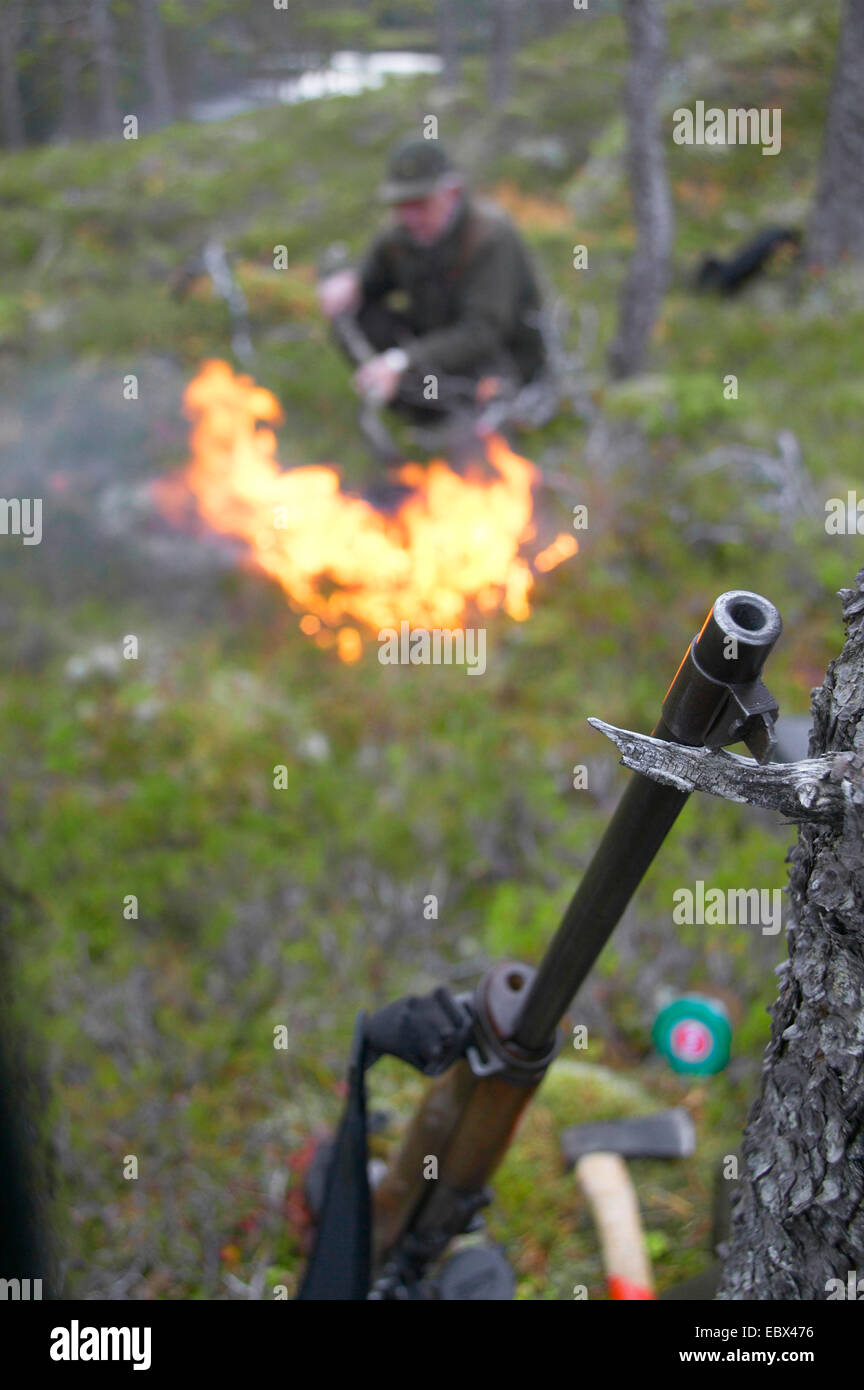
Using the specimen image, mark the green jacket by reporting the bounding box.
[359,195,547,384]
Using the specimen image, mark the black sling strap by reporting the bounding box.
[296,987,474,1301]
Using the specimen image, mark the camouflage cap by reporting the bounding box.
[378,137,455,203]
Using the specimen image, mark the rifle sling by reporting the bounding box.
[296,987,474,1300]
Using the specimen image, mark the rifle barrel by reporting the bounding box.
[512,590,781,1052]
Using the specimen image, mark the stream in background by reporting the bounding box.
[188,50,443,124]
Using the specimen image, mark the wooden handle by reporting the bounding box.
[576,1151,655,1300]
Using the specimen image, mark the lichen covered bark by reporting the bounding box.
[719,568,864,1298]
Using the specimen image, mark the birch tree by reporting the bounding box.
[806,0,864,267]
[607,0,674,379]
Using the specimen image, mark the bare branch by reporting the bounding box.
[588,717,857,825]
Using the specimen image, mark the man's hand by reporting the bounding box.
[354,348,409,405]
[317,269,361,320]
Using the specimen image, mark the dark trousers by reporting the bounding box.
[337,303,495,423]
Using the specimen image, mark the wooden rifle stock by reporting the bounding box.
[372,591,783,1290]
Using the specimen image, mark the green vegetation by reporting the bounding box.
[0,0,860,1299]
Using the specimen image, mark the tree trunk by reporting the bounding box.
[40,0,84,141]
[89,0,120,138]
[138,0,174,129]
[0,0,25,149]
[607,0,674,380]
[718,567,864,1299]
[59,40,86,141]
[488,0,519,107]
[436,0,461,88]
[806,0,864,267]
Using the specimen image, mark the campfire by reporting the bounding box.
[156,360,578,662]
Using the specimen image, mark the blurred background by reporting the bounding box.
[1,0,862,1299]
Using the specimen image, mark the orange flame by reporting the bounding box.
[157,360,577,659]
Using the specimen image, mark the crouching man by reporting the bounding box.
[317,137,558,432]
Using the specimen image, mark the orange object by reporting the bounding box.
[576,1152,656,1301]
[155,360,578,659]
[608,1274,657,1301]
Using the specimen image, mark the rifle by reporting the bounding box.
[299,589,782,1300]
